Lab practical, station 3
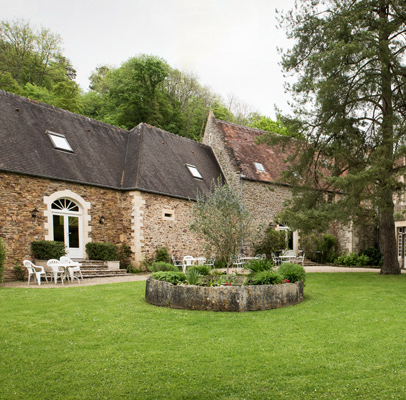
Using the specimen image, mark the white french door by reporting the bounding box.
[51,199,83,258]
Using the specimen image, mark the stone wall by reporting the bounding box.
[135,191,205,262]
[145,278,304,311]
[0,172,133,281]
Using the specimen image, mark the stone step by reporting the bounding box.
[81,269,127,278]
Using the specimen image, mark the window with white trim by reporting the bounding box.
[47,130,73,152]
[186,164,203,179]
[254,162,266,173]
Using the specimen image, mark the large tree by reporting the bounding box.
[267,0,406,274]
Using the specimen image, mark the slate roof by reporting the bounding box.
[214,118,296,183]
[0,90,223,200]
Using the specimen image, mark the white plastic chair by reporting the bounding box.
[47,259,66,284]
[295,252,305,266]
[60,256,83,282]
[182,256,195,273]
[172,255,183,270]
[23,260,48,285]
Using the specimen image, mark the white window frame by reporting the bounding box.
[47,130,73,152]
[254,162,266,173]
[186,164,203,179]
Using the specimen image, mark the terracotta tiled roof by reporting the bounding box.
[215,119,296,183]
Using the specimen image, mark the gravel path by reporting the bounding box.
[1,265,400,288]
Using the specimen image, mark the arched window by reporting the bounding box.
[51,198,79,212]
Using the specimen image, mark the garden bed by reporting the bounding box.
[145,278,304,312]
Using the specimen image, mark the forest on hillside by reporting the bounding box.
[0,19,289,141]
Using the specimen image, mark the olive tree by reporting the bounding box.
[190,179,251,277]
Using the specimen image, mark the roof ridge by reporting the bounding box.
[0,89,129,132]
[214,116,279,136]
[136,122,213,149]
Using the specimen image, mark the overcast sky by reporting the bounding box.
[3,0,296,119]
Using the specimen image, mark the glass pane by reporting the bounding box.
[53,215,65,242]
[68,217,79,248]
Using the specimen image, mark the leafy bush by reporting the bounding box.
[119,244,133,269]
[250,270,284,286]
[0,238,5,283]
[186,269,201,285]
[254,226,287,258]
[151,271,187,285]
[155,247,171,263]
[334,252,370,266]
[245,258,274,274]
[359,247,383,266]
[278,263,306,283]
[189,265,211,276]
[85,242,119,261]
[300,232,338,263]
[214,259,226,269]
[147,262,179,272]
[13,262,25,281]
[31,240,66,259]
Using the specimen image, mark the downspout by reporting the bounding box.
[240,174,244,254]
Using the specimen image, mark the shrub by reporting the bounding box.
[0,238,5,283]
[359,247,383,266]
[278,263,306,283]
[300,232,338,263]
[334,252,370,266]
[253,226,287,259]
[151,271,187,285]
[13,262,25,281]
[250,270,284,285]
[245,258,274,274]
[214,259,226,269]
[119,244,133,269]
[186,269,201,285]
[31,240,66,260]
[189,265,211,276]
[85,242,119,261]
[147,262,179,272]
[155,247,171,263]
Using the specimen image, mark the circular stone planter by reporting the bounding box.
[145,278,304,312]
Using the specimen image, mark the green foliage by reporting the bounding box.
[244,258,274,274]
[31,240,66,260]
[85,242,119,261]
[254,226,288,258]
[276,1,406,274]
[278,263,306,284]
[13,262,25,281]
[334,252,370,267]
[251,270,284,286]
[300,232,338,263]
[147,262,179,272]
[119,244,133,269]
[151,270,186,285]
[359,247,383,267]
[190,178,252,275]
[155,247,171,263]
[186,269,201,285]
[0,19,82,113]
[189,265,211,276]
[0,238,5,283]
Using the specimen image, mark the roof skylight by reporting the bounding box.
[254,162,266,173]
[47,130,73,152]
[186,164,203,179]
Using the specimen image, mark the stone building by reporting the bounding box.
[202,110,369,255]
[0,90,222,280]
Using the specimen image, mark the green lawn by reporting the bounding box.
[1,273,406,399]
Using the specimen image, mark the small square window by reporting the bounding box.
[254,162,266,173]
[47,130,73,152]
[162,209,175,221]
[186,164,203,179]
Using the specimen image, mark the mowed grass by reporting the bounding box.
[1,273,406,399]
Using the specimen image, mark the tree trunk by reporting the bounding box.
[380,193,400,274]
